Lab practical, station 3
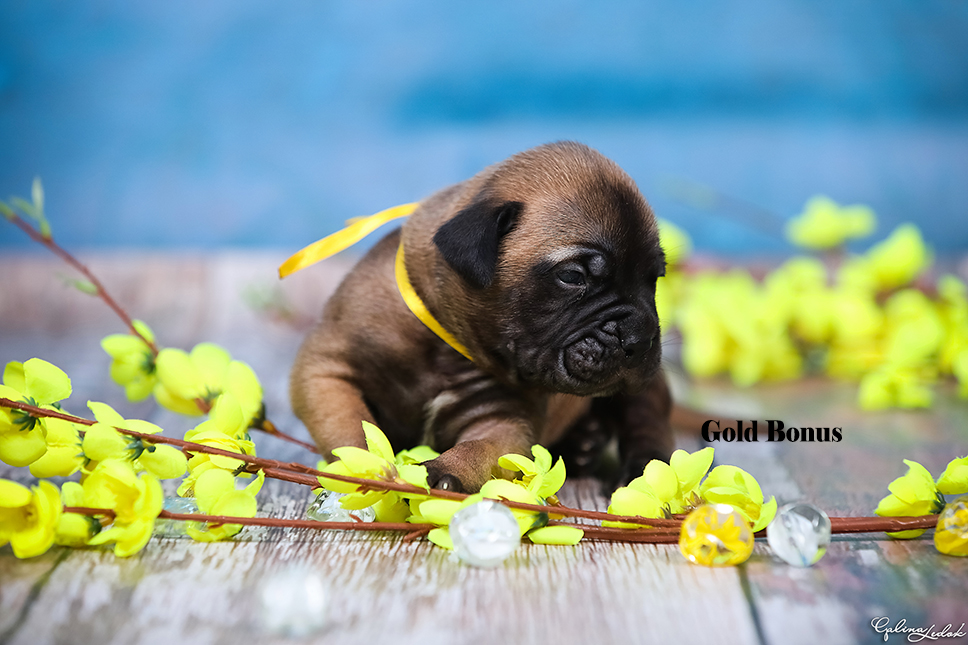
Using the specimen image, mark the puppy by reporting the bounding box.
[290,142,673,492]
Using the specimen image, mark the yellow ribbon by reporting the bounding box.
[278,202,474,361]
[278,202,419,278]
[394,242,473,361]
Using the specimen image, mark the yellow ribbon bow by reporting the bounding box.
[278,203,473,361]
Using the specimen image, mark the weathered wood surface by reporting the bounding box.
[1,252,967,645]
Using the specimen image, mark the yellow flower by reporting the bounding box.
[83,401,187,479]
[0,358,72,467]
[785,196,876,250]
[604,447,714,528]
[498,444,566,502]
[178,393,257,496]
[55,482,100,547]
[186,468,263,542]
[936,456,968,496]
[937,276,968,375]
[83,459,164,556]
[934,497,968,557]
[874,459,945,539]
[0,479,61,559]
[28,417,83,478]
[700,465,777,532]
[316,421,429,523]
[858,365,936,410]
[864,223,932,291]
[101,320,157,401]
[658,218,692,267]
[154,343,263,422]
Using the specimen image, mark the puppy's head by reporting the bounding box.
[432,142,665,397]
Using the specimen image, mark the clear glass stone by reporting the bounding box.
[449,499,521,567]
[767,502,832,567]
[260,567,328,637]
[153,496,202,538]
[305,489,376,523]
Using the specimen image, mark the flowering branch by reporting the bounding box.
[0,397,949,541]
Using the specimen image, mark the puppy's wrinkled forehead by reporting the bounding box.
[489,143,662,269]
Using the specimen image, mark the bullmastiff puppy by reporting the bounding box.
[290,141,673,492]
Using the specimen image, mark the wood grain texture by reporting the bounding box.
[2,252,968,645]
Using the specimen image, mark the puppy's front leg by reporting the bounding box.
[615,370,675,485]
[290,370,372,460]
[423,418,535,493]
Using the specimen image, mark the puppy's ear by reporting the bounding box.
[433,200,522,289]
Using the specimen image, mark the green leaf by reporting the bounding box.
[0,201,15,220]
[31,177,44,215]
[59,275,98,295]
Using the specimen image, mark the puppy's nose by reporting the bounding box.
[620,331,652,365]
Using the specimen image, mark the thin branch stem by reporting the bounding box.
[7,213,158,354]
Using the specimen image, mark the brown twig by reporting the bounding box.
[253,418,319,453]
[7,214,158,354]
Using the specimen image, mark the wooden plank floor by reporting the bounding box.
[1,252,967,645]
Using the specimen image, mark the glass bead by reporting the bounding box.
[260,567,328,637]
[679,504,754,567]
[767,502,832,567]
[305,489,376,523]
[935,495,968,557]
[449,499,521,567]
[153,496,202,538]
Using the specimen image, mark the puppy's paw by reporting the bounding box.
[423,458,466,493]
[421,440,505,494]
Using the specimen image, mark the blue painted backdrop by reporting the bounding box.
[1,1,967,254]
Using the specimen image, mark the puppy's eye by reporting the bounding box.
[557,269,585,286]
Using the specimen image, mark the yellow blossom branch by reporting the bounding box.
[0,397,948,539]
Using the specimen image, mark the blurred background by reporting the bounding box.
[1,0,967,256]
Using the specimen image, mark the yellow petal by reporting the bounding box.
[224,361,263,424]
[0,426,48,467]
[189,343,232,391]
[23,358,71,405]
[82,423,129,462]
[331,446,389,476]
[497,453,536,476]
[527,525,584,545]
[535,457,567,499]
[3,361,25,390]
[531,445,553,473]
[644,459,679,502]
[0,480,31,507]
[155,348,203,400]
[671,447,715,494]
[397,464,430,490]
[138,445,188,479]
[362,421,395,462]
[193,468,237,514]
[427,527,454,549]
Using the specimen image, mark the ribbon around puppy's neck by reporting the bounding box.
[278,203,474,361]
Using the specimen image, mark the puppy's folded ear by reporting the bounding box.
[433,199,522,289]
